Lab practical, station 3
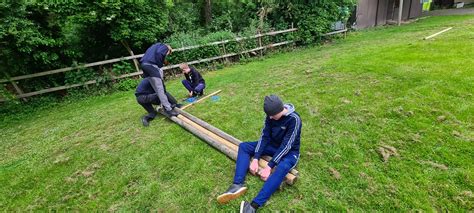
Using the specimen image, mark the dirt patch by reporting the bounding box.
[421,160,448,170]
[437,115,447,122]
[53,154,70,164]
[452,130,462,137]
[82,170,95,177]
[354,90,362,96]
[67,162,101,182]
[377,145,399,162]
[341,98,351,104]
[306,151,323,158]
[329,167,341,180]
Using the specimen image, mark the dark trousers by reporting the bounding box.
[140,64,173,111]
[136,92,177,119]
[182,80,205,93]
[233,141,299,207]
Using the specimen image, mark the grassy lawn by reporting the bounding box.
[1,15,473,211]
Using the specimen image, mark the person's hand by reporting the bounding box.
[249,159,259,175]
[258,166,271,181]
[188,91,194,97]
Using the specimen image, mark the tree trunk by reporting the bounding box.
[203,0,212,26]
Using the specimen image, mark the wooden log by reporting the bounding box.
[161,112,237,160]
[175,108,242,144]
[261,155,299,177]
[178,115,238,152]
[181,90,222,110]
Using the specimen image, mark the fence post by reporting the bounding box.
[5,73,27,101]
[221,42,229,64]
[291,23,296,48]
[120,41,140,73]
[257,30,263,57]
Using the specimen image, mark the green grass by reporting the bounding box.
[1,15,473,211]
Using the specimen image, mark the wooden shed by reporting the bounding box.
[356,0,423,29]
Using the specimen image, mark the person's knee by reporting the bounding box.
[182,79,188,85]
[276,160,294,173]
[239,142,249,149]
[136,96,146,104]
[150,76,162,83]
[238,143,248,152]
[238,142,254,154]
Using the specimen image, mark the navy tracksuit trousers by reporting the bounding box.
[233,141,299,207]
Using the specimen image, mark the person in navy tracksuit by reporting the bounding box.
[139,42,178,117]
[217,95,302,213]
[135,78,180,126]
[179,63,206,97]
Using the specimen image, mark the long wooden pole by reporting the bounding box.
[424,27,453,40]
[163,113,238,159]
[181,90,222,110]
[175,108,241,144]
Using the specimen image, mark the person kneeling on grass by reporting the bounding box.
[179,63,206,97]
[135,77,181,127]
[140,42,178,117]
[217,95,302,213]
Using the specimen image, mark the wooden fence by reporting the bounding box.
[0,27,347,102]
[0,28,298,102]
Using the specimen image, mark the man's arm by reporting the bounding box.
[154,52,165,68]
[254,117,271,160]
[192,67,204,84]
[154,44,169,68]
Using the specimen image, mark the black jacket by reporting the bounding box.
[184,67,205,88]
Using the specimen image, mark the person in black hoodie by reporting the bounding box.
[179,63,206,97]
[139,42,178,117]
[135,78,180,126]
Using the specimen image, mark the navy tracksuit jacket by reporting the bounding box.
[233,104,302,206]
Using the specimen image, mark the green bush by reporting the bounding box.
[113,78,139,92]
[0,0,356,104]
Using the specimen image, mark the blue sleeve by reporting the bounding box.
[268,115,301,168]
[154,52,165,68]
[154,44,169,68]
[254,117,271,160]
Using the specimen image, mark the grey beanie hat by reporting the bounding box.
[264,95,284,116]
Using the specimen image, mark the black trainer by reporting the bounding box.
[217,183,247,204]
[141,116,151,127]
[240,201,257,213]
[141,115,150,126]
